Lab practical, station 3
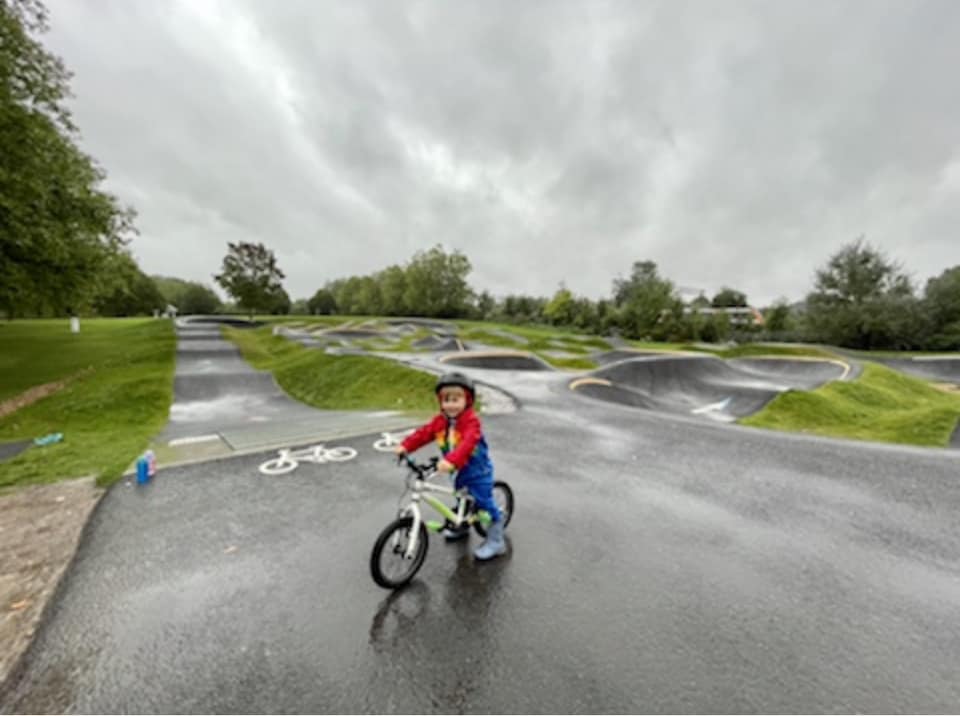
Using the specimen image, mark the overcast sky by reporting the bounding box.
[44,0,960,306]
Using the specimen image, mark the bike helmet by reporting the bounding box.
[435,371,475,406]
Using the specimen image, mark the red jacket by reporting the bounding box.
[401,407,492,475]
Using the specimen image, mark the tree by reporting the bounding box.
[178,283,221,314]
[711,287,748,308]
[307,287,337,315]
[377,265,408,316]
[804,238,921,349]
[402,244,473,317]
[214,242,286,318]
[1,0,136,317]
[690,293,710,309]
[92,252,164,316]
[543,285,575,326]
[474,290,496,320]
[763,299,793,333]
[923,266,960,349]
[612,261,681,340]
[153,275,222,314]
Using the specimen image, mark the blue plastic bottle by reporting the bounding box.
[136,456,149,484]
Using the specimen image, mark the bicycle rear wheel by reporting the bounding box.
[474,481,514,537]
[259,457,298,475]
[370,517,429,589]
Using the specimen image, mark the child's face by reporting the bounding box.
[439,387,467,417]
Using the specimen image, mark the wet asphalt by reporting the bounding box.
[4,350,960,712]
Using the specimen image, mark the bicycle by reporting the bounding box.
[372,429,414,452]
[369,454,515,589]
[258,443,358,475]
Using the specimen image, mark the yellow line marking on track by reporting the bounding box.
[569,377,612,390]
[735,355,852,381]
[439,350,533,362]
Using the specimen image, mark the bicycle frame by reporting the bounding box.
[396,472,491,559]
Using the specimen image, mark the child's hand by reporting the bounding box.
[437,459,455,473]
[393,445,406,456]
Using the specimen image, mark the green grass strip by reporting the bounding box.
[224,327,438,412]
[741,362,960,447]
[0,319,176,489]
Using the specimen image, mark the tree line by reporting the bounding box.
[4,1,958,350]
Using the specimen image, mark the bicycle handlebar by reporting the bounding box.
[398,453,439,477]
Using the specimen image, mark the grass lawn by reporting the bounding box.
[741,362,960,447]
[224,326,439,412]
[0,319,176,489]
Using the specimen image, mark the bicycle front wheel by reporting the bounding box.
[323,446,358,462]
[370,517,429,589]
[259,457,298,475]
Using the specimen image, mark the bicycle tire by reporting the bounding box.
[259,457,298,475]
[323,446,358,462]
[370,516,429,589]
[474,481,514,537]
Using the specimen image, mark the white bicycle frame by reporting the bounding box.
[396,471,482,559]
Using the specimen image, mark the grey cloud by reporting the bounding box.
[45,0,960,306]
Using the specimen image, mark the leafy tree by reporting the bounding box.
[612,260,681,340]
[214,241,286,318]
[804,238,920,349]
[763,299,793,333]
[356,276,382,315]
[711,287,748,308]
[267,286,291,315]
[178,283,221,314]
[153,275,222,314]
[377,265,408,316]
[543,285,575,326]
[92,253,164,316]
[570,296,598,331]
[499,294,546,323]
[328,276,363,314]
[923,266,960,349]
[690,293,710,309]
[402,244,473,317]
[1,0,136,317]
[474,290,496,320]
[290,298,310,315]
[307,287,337,315]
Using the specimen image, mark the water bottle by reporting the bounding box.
[136,456,149,484]
[146,449,157,478]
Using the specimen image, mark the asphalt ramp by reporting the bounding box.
[876,357,960,384]
[153,319,419,467]
[412,336,468,351]
[572,354,845,421]
[440,350,553,371]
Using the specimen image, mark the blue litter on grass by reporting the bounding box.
[33,432,64,446]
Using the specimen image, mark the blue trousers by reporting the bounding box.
[455,470,502,523]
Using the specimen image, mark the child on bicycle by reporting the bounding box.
[394,371,506,560]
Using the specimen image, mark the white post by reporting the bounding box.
[70,316,80,333]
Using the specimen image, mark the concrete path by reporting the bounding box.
[153,319,423,467]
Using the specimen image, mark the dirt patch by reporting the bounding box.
[0,477,103,691]
[932,382,960,394]
[0,377,73,420]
